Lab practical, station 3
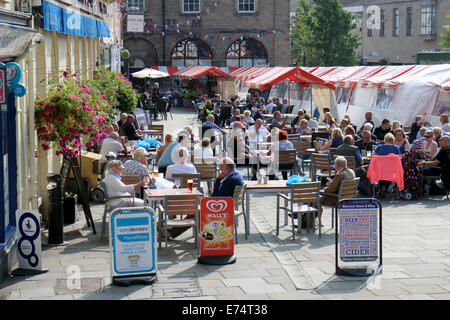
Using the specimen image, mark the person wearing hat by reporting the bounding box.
[103,160,146,207]
[122,147,152,185]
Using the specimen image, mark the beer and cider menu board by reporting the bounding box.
[338,202,378,262]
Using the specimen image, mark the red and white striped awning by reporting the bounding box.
[172,66,232,80]
[149,66,184,76]
[359,65,418,88]
[245,67,336,90]
[228,67,272,81]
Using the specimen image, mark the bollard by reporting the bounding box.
[47,173,64,244]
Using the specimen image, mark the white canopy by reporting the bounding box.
[131,68,170,78]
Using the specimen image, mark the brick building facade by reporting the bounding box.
[123,0,291,71]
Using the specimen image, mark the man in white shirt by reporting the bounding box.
[100,132,126,163]
[248,119,269,149]
[166,147,198,179]
[103,160,145,207]
[265,98,275,114]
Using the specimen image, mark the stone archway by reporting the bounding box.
[124,37,158,68]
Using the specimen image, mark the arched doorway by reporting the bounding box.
[171,38,213,66]
[226,38,267,67]
[124,38,158,70]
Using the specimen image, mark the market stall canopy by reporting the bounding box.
[131,68,169,78]
[172,66,232,80]
[245,67,336,90]
[228,67,273,81]
[150,66,238,76]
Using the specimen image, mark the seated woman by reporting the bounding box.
[305,113,318,129]
[193,137,214,162]
[323,112,338,130]
[165,147,197,179]
[393,128,411,158]
[419,130,438,160]
[320,128,343,151]
[296,119,312,136]
[103,160,146,207]
[374,133,400,156]
[433,127,443,144]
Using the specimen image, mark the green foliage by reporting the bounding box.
[291,0,361,66]
[439,10,450,50]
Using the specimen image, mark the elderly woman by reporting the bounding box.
[440,113,450,132]
[243,110,255,127]
[103,160,146,207]
[296,119,312,135]
[293,109,305,128]
[393,128,411,157]
[321,128,343,151]
[165,147,197,179]
[433,127,443,144]
[193,137,214,161]
[420,130,438,160]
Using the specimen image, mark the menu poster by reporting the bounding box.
[200,198,234,257]
[338,202,378,262]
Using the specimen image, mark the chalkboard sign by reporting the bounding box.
[60,154,96,234]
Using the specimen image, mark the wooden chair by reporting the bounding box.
[232,184,248,243]
[157,194,200,248]
[288,134,300,142]
[276,181,321,240]
[194,159,218,193]
[277,149,297,179]
[100,181,137,240]
[293,141,312,175]
[121,175,142,198]
[171,173,201,191]
[321,177,360,228]
[311,153,335,182]
[147,125,164,141]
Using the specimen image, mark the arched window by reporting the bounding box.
[226,38,267,67]
[171,38,213,66]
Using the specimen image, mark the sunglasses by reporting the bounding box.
[425,135,432,138]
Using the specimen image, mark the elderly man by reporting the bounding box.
[100,132,126,163]
[355,130,376,153]
[271,111,289,130]
[321,156,356,207]
[358,112,374,133]
[122,114,143,141]
[202,114,227,134]
[123,147,152,185]
[418,136,450,193]
[165,147,197,179]
[248,118,270,149]
[103,160,146,207]
[336,135,363,167]
[210,157,244,197]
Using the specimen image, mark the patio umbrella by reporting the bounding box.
[131,68,170,78]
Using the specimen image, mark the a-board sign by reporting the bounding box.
[338,201,379,262]
[199,198,234,258]
[335,198,382,277]
[135,112,147,128]
[110,207,157,285]
[16,210,43,271]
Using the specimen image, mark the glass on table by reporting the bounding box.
[153,165,159,177]
[174,178,181,189]
[187,179,194,192]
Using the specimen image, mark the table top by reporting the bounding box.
[141,129,162,134]
[144,188,203,198]
[245,180,290,190]
[261,114,297,119]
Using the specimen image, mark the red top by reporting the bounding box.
[367,154,404,190]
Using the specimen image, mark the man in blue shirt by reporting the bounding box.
[211,158,244,197]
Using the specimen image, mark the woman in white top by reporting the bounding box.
[193,137,214,162]
[166,147,198,179]
[103,160,146,207]
[420,130,438,160]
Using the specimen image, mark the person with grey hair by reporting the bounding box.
[165,147,197,179]
[321,156,355,206]
[99,131,126,163]
[210,157,244,197]
[123,147,152,185]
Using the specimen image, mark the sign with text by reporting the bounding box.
[16,210,43,271]
[338,201,379,262]
[110,207,157,280]
[200,198,234,257]
[127,14,144,33]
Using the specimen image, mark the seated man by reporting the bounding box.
[271,111,289,130]
[165,147,198,179]
[122,114,143,141]
[418,136,450,192]
[103,160,146,207]
[373,119,392,142]
[247,119,270,149]
[321,156,356,207]
[210,157,244,197]
[355,130,376,153]
[122,147,152,185]
[99,132,126,163]
[335,135,363,167]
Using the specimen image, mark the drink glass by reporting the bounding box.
[187,179,193,192]
[174,178,181,189]
[153,166,159,177]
